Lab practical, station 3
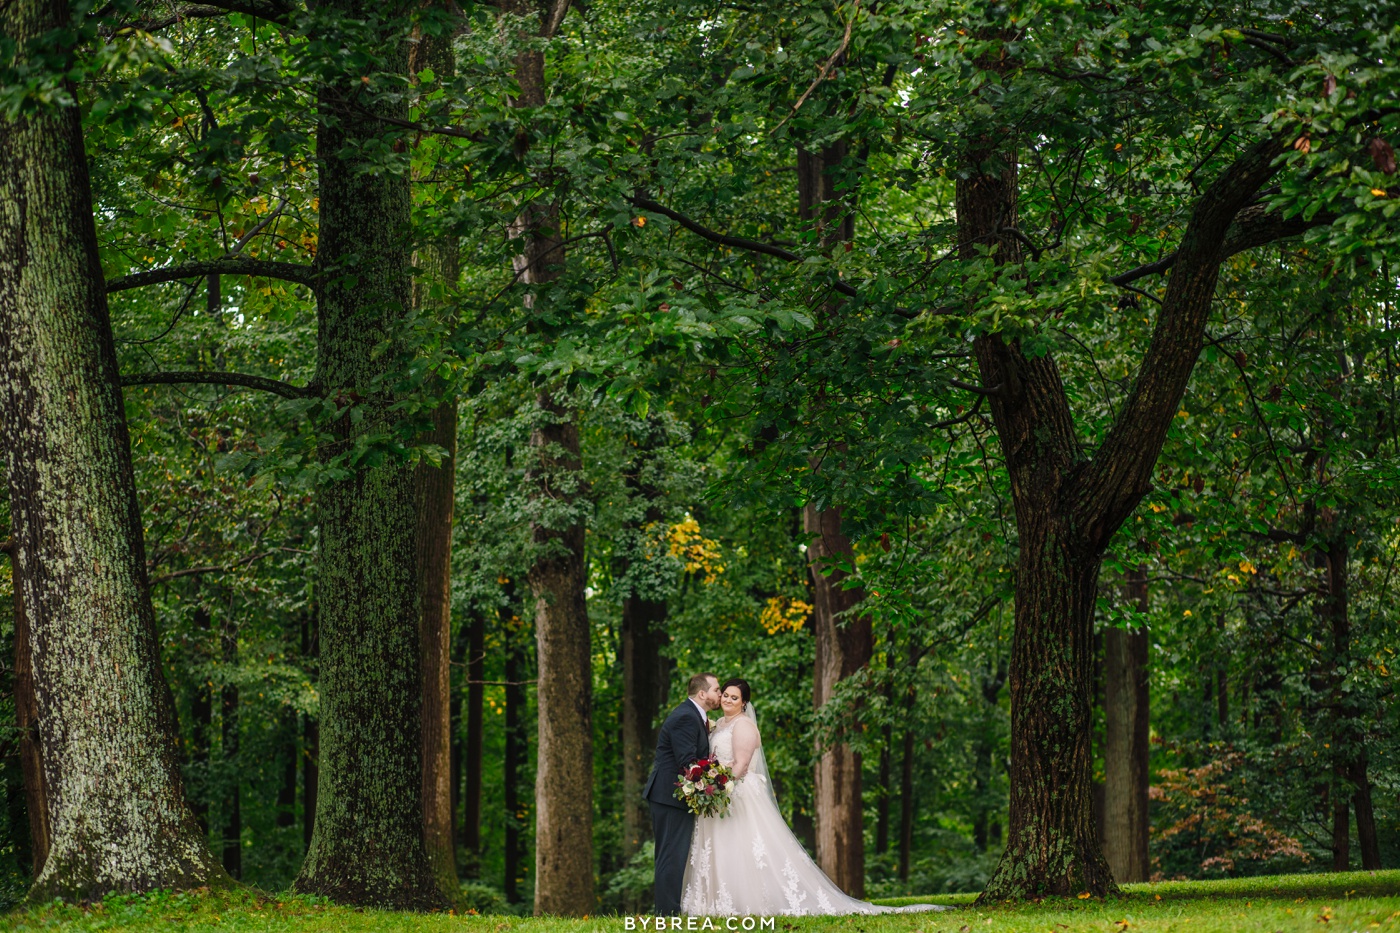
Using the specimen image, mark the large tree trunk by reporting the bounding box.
[527,393,594,916]
[495,3,594,911]
[410,25,461,905]
[804,503,872,898]
[798,140,870,900]
[415,397,457,901]
[0,0,225,900]
[1102,568,1150,883]
[11,553,50,876]
[293,3,443,908]
[958,98,1287,897]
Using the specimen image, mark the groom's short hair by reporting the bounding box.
[687,672,718,697]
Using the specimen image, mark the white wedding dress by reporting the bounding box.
[680,707,944,916]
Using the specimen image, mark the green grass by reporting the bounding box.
[2,871,1397,933]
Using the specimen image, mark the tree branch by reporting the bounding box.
[173,0,293,21]
[628,195,860,298]
[149,550,276,585]
[107,258,317,294]
[948,378,1005,398]
[121,371,318,399]
[541,0,571,38]
[1109,205,1336,287]
[0,538,12,557]
[1083,133,1294,545]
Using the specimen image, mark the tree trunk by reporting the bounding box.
[415,397,458,902]
[1350,752,1381,870]
[804,503,872,898]
[958,112,1286,900]
[1102,567,1150,883]
[462,610,485,869]
[410,24,462,904]
[619,414,673,867]
[621,593,670,864]
[221,623,241,880]
[293,4,443,907]
[1322,537,1352,872]
[11,554,50,876]
[503,599,526,905]
[0,0,225,900]
[796,140,870,898]
[527,392,594,916]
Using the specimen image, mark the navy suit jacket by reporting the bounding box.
[644,700,711,808]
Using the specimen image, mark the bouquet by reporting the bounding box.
[673,756,735,817]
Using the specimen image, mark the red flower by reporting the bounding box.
[704,785,716,795]
[688,766,703,780]
[717,775,728,785]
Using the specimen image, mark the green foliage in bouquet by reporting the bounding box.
[673,757,735,818]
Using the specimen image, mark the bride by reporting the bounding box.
[680,678,943,916]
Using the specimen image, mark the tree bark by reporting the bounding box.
[804,503,871,898]
[527,392,594,916]
[1102,568,1150,883]
[618,415,673,867]
[0,0,226,900]
[621,593,670,864]
[11,553,50,876]
[410,24,462,904]
[798,140,870,900]
[415,397,457,902]
[959,106,1288,897]
[498,6,594,911]
[293,2,444,908]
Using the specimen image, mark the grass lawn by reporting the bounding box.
[2,870,1397,933]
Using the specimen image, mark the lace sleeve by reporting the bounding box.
[729,718,760,778]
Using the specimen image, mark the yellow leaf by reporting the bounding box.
[1372,188,1388,197]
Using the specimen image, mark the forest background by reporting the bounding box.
[1,0,1399,917]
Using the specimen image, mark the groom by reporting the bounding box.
[645,671,721,914]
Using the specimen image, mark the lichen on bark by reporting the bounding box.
[0,0,225,902]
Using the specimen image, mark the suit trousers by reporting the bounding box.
[651,801,695,915]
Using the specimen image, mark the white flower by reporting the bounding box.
[684,782,696,795]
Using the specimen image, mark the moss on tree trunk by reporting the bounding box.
[0,0,225,901]
[291,3,444,910]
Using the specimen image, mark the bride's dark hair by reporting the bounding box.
[720,678,751,708]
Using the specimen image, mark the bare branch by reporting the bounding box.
[121,370,318,399]
[149,550,276,586]
[0,538,12,557]
[949,378,1005,398]
[107,257,318,293]
[628,195,860,298]
[771,0,859,134]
